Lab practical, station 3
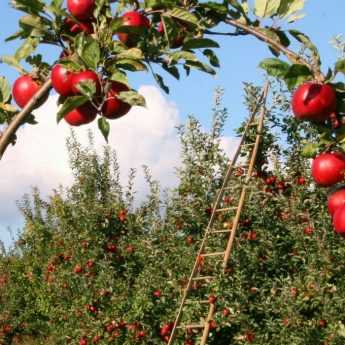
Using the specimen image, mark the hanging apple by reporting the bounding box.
[102,82,131,119]
[327,188,345,216]
[291,82,337,122]
[311,152,345,186]
[332,204,345,237]
[51,64,75,97]
[117,11,150,46]
[64,103,97,126]
[67,0,95,21]
[12,75,47,109]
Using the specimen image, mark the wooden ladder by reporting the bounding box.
[167,82,270,345]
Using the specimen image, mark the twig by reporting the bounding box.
[0,79,52,160]
[224,18,325,82]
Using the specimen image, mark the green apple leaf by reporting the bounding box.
[254,0,281,18]
[182,38,220,50]
[117,91,146,107]
[0,77,12,103]
[335,59,345,74]
[98,117,110,142]
[165,8,199,25]
[259,58,290,78]
[57,95,89,123]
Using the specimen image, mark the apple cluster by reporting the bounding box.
[291,82,345,236]
[10,0,190,128]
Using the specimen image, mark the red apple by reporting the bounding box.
[333,205,345,236]
[51,64,74,97]
[106,243,117,253]
[296,176,306,185]
[12,75,46,108]
[208,294,217,304]
[222,307,230,317]
[67,0,95,20]
[64,103,97,126]
[102,82,131,119]
[304,226,314,236]
[64,17,94,34]
[73,264,83,274]
[79,337,88,345]
[292,82,337,122]
[312,152,345,186]
[117,11,150,46]
[328,188,345,216]
[153,289,162,298]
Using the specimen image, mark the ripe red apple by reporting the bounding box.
[117,11,150,46]
[71,70,101,95]
[296,176,306,185]
[160,323,173,337]
[79,337,88,345]
[153,289,162,298]
[245,331,255,343]
[137,331,146,339]
[106,243,117,253]
[51,64,74,97]
[312,152,345,186]
[12,75,45,108]
[292,82,337,122]
[304,226,314,236]
[208,294,217,304]
[186,235,194,246]
[3,324,12,334]
[222,307,230,317]
[74,264,83,274]
[102,82,131,119]
[328,188,345,216]
[333,205,345,236]
[185,340,194,345]
[86,259,94,269]
[67,0,95,20]
[64,17,94,34]
[92,335,102,344]
[64,103,97,126]
[126,245,135,254]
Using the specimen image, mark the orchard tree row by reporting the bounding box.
[2,85,345,345]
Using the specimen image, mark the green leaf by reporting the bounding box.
[19,15,46,31]
[164,8,199,25]
[161,64,180,80]
[182,38,219,50]
[109,70,129,86]
[284,64,312,90]
[254,0,281,18]
[116,59,147,72]
[98,117,110,142]
[301,142,319,158]
[15,37,39,61]
[116,91,146,107]
[289,30,321,67]
[169,51,198,63]
[117,48,143,60]
[57,95,89,123]
[0,55,27,74]
[78,36,100,70]
[75,80,97,100]
[335,59,345,74]
[186,60,216,75]
[203,49,220,67]
[278,0,305,21]
[0,77,12,103]
[154,74,169,94]
[258,58,290,78]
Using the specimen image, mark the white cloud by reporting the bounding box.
[0,85,238,246]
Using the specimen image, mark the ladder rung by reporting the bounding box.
[192,275,216,281]
[177,323,205,329]
[215,207,237,213]
[210,229,232,234]
[201,252,225,257]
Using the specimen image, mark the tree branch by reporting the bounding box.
[0,79,52,160]
[224,18,325,82]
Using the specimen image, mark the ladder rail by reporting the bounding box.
[222,82,269,268]
[167,82,270,345]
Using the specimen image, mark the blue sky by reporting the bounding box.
[0,1,344,246]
